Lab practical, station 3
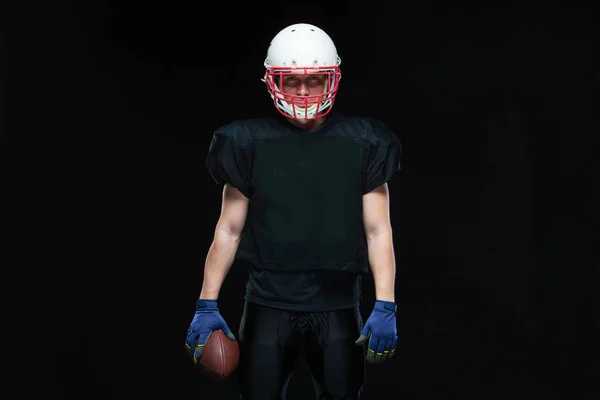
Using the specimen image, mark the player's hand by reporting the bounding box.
[355,300,397,364]
[184,299,235,364]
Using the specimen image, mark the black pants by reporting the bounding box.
[238,301,366,400]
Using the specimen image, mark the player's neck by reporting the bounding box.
[287,116,327,133]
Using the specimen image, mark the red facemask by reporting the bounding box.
[263,66,342,120]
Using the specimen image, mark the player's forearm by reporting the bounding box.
[199,229,241,300]
[366,230,396,302]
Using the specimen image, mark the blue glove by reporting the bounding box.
[184,299,235,364]
[355,300,397,364]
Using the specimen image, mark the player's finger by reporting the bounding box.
[184,342,194,360]
[185,325,197,342]
[192,331,212,363]
[185,331,199,354]
[221,326,236,341]
[374,338,389,364]
[366,336,379,363]
[192,344,204,363]
[355,334,369,345]
[355,324,371,345]
[389,335,398,358]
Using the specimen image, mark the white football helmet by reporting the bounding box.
[262,23,342,120]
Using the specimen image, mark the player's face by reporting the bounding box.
[279,73,327,107]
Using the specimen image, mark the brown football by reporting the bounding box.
[197,330,240,380]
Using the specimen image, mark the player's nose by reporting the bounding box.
[296,84,309,96]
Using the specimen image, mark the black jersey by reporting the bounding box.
[205,113,401,310]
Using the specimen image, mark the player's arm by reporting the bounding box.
[362,182,396,302]
[199,183,249,300]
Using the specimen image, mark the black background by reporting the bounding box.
[4,1,598,399]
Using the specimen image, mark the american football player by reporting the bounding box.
[185,23,402,399]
